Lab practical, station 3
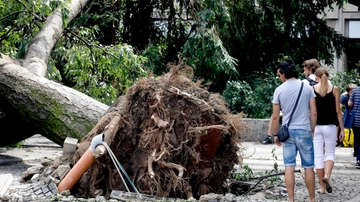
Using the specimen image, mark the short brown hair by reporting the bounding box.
[302,59,320,74]
[346,84,356,93]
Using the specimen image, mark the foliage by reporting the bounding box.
[222,69,281,118]
[141,43,168,76]
[49,26,147,105]
[265,148,282,184]
[181,27,239,92]
[189,0,355,88]
[0,0,54,58]
[1,0,355,110]
[5,141,22,149]
[232,164,254,181]
[330,68,360,94]
[231,148,282,184]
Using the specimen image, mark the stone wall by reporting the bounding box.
[241,118,270,142]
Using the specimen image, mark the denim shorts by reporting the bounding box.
[282,129,314,168]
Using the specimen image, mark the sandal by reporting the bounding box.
[322,178,333,193]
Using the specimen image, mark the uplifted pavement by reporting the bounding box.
[1,135,360,202]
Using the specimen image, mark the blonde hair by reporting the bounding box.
[314,67,330,97]
[302,59,320,74]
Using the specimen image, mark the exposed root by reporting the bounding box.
[65,61,245,200]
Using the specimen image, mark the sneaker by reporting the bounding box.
[262,136,272,144]
[356,162,360,169]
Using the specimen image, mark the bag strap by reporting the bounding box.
[349,129,353,142]
[286,82,304,127]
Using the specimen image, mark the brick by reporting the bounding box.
[48,183,57,191]
[41,186,49,194]
[0,174,13,198]
[62,137,78,155]
[32,185,40,192]
[23,195,33,202]
[35,189,42,196]
[50,188,58,194]
[45,191,53,197]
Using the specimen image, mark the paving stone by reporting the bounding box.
[50,188,58,195]
[41,186,50,194]
[23,195,32,202]
[34,189,42,196]
[61,198,71,202]
[0,174,13,198]
[32,185,40,192]
[45,191,53,197]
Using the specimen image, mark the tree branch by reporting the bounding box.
[0,10,45,22]
[64,29,118,58]
[242,169,300,195]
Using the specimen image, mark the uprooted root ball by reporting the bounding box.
[69,62,245,199]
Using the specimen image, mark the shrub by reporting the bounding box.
[222,71,281,118]
[330,69,360,93]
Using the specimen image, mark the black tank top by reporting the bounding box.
[314,86,339,126]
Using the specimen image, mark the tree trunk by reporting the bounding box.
[0,59,108,146]
[23,0,90,77]
[0,0,98,146]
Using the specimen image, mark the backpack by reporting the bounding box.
[306,78,318,86]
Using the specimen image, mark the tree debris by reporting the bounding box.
[57,61,245,200]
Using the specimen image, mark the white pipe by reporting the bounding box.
[89,133,105,152]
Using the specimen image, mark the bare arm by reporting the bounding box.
[334,87,345,141]
[271,104,281,146]
[348,91,354,107]
[309,97,317,136]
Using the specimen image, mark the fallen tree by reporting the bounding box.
[0,0,104,146]
[1,1,246,198]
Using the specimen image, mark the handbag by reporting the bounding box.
[343,128,354,147]
[343,108,354,129]
[277,82,304,142]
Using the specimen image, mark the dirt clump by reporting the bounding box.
[60,62,245,200]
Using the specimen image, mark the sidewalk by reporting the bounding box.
[241,142,360,202]
[1,135,359,201]
[0,134,62,195]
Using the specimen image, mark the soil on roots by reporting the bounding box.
[67,62,245,200]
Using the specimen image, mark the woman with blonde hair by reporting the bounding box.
[313,67,344,194]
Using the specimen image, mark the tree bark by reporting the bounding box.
[0,59,108,146]
[0,0,100,146]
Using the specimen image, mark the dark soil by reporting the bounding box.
[64,62,245,200]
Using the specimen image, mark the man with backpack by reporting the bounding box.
[302,59,319,86]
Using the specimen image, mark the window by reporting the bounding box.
[349,21,360,38]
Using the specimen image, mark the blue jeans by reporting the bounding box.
[282,129,314,168]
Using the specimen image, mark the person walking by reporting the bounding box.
[348,86,360,168]
[270,60,317,202]
[302,59,319,86]
[312,67,344,194]
[340,84,356,147]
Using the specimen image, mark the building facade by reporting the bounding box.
[324,1,360,72]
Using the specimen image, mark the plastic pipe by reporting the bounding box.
[57,134,105,193]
